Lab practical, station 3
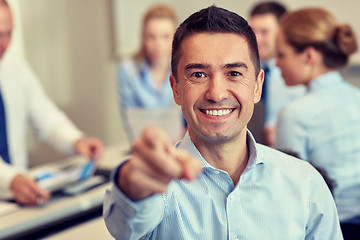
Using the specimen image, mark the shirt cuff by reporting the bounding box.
[106,161,163,218]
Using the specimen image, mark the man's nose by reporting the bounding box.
[205,75,228,102]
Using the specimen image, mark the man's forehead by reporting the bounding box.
[179,32,253,67]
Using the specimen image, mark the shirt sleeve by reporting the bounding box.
[24,62,83,154]
[305,167,343,239]
[275,105,307,160]
[103,162,164,240]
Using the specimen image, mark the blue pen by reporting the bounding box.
[36,172,54,181]
[80,160,96,180]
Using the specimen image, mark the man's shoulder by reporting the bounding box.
[1,54,34,85]
[256,144,318,179]
[257,144,334,197]
[257,143,304,162]
[2,54,29,69]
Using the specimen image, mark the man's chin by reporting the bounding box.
[198,130,234,143]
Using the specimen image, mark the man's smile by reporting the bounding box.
[199,108,235,116]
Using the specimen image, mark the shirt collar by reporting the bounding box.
[246,130,264,169]
[175,132,205,166]
[176,130,263,171]
[308,71,343,92]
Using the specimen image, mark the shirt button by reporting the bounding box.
[229,195,233,201]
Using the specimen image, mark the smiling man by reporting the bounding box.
[104,6,342,240]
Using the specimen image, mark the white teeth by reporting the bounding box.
[205,109,232,116]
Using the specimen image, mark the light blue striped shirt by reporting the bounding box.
[276,71,360,224]
[104,131,342,239]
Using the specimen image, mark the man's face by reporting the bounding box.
[170,33,263,145]
[250,13,279,61]
[0,6,12,59]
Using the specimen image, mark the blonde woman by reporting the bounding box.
[275,8,360,239]
[117,5,177,108]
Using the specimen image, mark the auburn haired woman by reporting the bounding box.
[117,5,177,109]
[275,8,360,239]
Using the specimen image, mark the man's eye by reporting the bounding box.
[228,71,241,77]
[191,72,206,78]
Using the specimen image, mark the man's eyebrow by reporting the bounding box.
[223,62,248,70]
[184,63,211,71]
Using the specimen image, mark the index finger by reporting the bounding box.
[142,127,173,151]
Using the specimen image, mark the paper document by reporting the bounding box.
[34,161,96,192]
[0,201,19,216]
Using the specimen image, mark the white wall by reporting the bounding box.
[16,0,126,165]
[115,0,360,63]
[12,0,360,165]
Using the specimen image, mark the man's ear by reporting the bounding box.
[254,69,264,104]
[170,73,181,105]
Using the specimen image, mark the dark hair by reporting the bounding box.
[171,5,260,81]
[250,1,287,20]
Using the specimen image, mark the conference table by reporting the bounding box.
[46,217,114,240]
[0,143,130,240]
